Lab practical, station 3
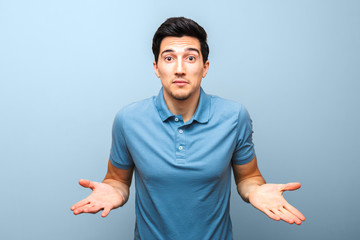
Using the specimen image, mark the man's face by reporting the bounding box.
[153,36,209,102]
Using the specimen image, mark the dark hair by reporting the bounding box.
[152,17,209,64]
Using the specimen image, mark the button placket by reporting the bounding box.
[175,122,186,163]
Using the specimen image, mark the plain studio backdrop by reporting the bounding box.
[0,0,359,239]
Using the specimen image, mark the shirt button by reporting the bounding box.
[179,129,183,134]
[175,118,179,122]
[179,146,183,150]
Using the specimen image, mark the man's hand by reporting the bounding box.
[71,179,125,217]
[248,182,305,225]
[232,156,305,225]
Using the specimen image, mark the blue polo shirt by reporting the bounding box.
[110,88,255,240]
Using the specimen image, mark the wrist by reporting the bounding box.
[238,179,264,203]
[117,188,128,206]
[102,179,130,206]
[247,185,261,203]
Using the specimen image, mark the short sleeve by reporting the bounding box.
[109,111,134,169]
[231,105,256,165]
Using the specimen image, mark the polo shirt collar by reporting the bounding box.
[192,88,210,124]
[155,88,174,121]
[154,87,211,123]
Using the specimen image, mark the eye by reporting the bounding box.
[165,56,173,62]
[187,56,196,61]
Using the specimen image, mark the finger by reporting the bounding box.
[263,209,280,221]
[72,203,92,215]
[272,209,295,224]
[71,198,90,211]
[83,203,104,214]
[282,182,301,191]
[279,207,301,225]
[101,206,112,218]
[284,203,306,222]
[74,203,103,215]
[79,179,95,190]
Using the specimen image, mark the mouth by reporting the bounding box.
[173,79,188,87]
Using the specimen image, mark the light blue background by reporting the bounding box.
[1,0,359,239]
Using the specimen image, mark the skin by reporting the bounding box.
[71,160,133,217]
[71,36,305,225]
[153,36,209,122]
[233,155,305,225]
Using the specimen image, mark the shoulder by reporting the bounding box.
[113,97,155,124]
[209,94,249,117]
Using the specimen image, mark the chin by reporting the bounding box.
[165,87,198,101]
[171,93,191,101]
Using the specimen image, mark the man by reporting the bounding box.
[71,17,305,239]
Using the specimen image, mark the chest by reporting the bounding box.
[124,117,238,184]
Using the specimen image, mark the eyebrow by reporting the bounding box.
[160,48,200,56]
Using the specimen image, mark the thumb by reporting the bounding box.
[78,179,96,190]
[282,182,302,191]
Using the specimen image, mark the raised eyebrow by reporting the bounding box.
[160,48,200,57]
[160,49,174,57]
[185,48,200,55]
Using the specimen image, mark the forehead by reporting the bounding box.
[160,36,201,52]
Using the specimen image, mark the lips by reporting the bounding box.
[173,79,188,86]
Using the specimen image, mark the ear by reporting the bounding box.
[153,61,160,78]
[202,60,210,78]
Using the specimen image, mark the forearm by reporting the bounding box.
[237,176,266,203]
[102,178,130,205]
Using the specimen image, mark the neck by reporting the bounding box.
[163,89,200,123]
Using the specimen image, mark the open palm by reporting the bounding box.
[249,182,305,225]
[71,179,124,217]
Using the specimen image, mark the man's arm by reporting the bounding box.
[232,155,305,225]
[232,155,266,202]
[103,159,134,204]
[71,159,134,217]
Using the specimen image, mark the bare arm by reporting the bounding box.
[232,155,266,202]
[103,159,134,205]
[71,159,134,217]
[232,155,305,225]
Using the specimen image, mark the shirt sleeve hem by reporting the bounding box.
[110,156,134,169]
[232,151,256,165]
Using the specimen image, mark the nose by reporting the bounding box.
[175,59,185,76]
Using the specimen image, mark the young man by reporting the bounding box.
[71,17,305,239]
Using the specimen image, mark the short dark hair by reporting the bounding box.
[152,17,209,64]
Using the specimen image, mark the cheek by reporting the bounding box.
[189,65,205,76]
[158,65,173,77]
